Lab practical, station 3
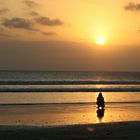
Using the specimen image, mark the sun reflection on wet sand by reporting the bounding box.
[0,103,139,126]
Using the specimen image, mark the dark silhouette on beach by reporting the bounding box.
[96,92,105,122]
[97,108,105,122]
[96,92,105,109]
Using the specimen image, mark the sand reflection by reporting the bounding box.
[0,103,139,126]
[96,108,105,123]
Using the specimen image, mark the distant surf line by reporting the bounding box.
[0,101,140,106]
[0,80,140,85]
[0,87,140,92]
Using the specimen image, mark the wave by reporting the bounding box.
[0,87,140,92]
[0,80,140,85]
[0,101,140,106]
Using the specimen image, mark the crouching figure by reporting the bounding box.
[96,92,105,109]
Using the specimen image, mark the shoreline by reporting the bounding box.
[0,121,139,140]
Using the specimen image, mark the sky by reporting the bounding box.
[0,0,140,72]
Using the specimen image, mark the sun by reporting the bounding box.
[96,39,105,45]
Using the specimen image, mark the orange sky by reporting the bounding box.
[0,0,140,71]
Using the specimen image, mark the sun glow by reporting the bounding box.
[96,39,105,45]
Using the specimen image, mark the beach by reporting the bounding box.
[0,71,139,139]
[1,0,140,137]
[0,121,139,140]
[0,103,139,139]
[0,103,139,126]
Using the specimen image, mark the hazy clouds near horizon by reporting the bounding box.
[0,40,139,72]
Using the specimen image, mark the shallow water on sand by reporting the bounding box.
[0,92,140,104]
[0,103,139,126]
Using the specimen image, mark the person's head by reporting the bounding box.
[99,92,102,97]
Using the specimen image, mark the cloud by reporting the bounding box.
[24,0,39,8]
[2,17,36,31]
[124,2,140,11]
[35,16,64,26]
[42,32,56,36]
[0,8,9,15]
[29,11,39,16]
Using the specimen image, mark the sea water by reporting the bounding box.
[0,71,139,126]
[0,71,140,104]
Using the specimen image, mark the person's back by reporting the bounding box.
[97,93,105,108]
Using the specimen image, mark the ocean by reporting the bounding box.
[0,71,140,126]
[0,71,140,104]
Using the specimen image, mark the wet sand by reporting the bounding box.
[0,103,139,139]
[0,103,139,126]
[0,121,139,140]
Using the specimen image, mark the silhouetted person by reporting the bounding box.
[96,92,105,109]
[96,108,105,122]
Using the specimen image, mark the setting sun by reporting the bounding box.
[96,39,105,45]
